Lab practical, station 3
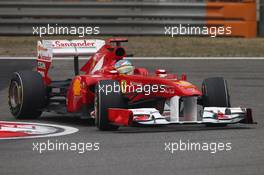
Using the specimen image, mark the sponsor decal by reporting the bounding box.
[52,40,96,48]
[162,85,175,94]
[0,121,78,140]
[37,41,52,60]
[175,81,192,86]
[37,61,46,69]
[37,56,52,62]
[175,81,195,89]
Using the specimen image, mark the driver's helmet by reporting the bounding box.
[114,60,134,75]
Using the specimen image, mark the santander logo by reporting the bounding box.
[52,40,96,48]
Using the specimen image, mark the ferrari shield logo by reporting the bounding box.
[121,80,127,93]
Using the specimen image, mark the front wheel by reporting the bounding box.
[202,77,231,108]
[94,80,126,131]
[202,77,230,127]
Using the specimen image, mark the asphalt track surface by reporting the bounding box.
[0,59,264,175]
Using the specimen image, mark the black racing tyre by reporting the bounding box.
[202,77,230,127]
[94,80,126,131]
[8,71,46,119]
[202,77,231,108]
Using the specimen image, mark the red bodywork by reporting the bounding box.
[38,38,202,114]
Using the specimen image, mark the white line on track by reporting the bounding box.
[0,57,264,60]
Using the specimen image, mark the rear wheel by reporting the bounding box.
[8,71,46,119]
[95,80,126,131]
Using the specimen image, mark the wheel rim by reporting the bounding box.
[9,81,22,108]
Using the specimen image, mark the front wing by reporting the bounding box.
[108,107,254,126]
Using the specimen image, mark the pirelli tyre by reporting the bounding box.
[8,71,46,119]
[202,77,231,127]
[94,80,126,131]
[202,77,231,108]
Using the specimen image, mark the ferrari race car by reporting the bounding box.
[8,38,254,131]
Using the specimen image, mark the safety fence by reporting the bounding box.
[0,0,258,37]
[260,0,264,36]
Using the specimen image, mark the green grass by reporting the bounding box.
[0,36,264,57]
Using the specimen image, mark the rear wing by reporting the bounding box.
[37,39,105,58]
[37,39,105,84]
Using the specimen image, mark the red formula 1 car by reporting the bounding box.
[8,38,254,131]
